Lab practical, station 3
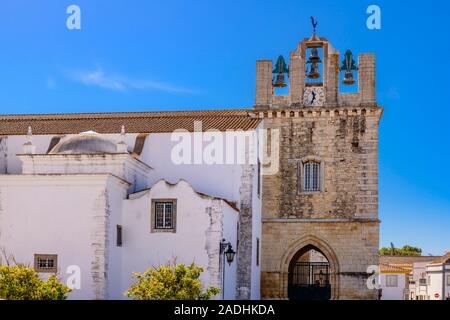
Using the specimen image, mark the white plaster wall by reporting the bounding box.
[5,132,251,203]
[221,202,238,300]
[19,154,151,192]
[428,271,442,300]
[121,180,239,300]
[106,178,128,299]
[250,157,262,299]
[0,137,7,174]
[0,174,128,300]
[5,135,54,174]
[140,132,250,203]
[426,264,449,300]
[379,274,406,300]
[3,131,259,300]
[4,134,139,175]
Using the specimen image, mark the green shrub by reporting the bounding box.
[0,265,71,300]
[125,261,220,300]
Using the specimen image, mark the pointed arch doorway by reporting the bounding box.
[288,245,332,300]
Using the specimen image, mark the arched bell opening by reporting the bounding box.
[288,245,332,300]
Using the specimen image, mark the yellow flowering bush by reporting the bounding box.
[0,265,71,300]
[125,261,220,300]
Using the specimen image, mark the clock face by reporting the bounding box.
[303,87,325,107]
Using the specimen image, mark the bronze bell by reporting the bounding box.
[341,49,358,85]
[343,70,356,85]
[308,47,321,63]
[273,73,287,88]
[307,63,321,79]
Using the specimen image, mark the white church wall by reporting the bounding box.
[106,178,129,299]
[18,153,151,192]
[221,201,238,300]
[5,135,54,174]
[5,131,258,205]
[4,134,139,175]
[251,161,262,300]
[0,136,7,174]
[0,174,129,300]
[140,132,249,203]
[121,179,239,299]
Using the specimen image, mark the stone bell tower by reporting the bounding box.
[254,21,383,300]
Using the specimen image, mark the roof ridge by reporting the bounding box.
[0,108,253,120]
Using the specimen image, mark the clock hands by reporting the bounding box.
[310,91,317,105]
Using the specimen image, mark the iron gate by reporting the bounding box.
[288,262,331,300]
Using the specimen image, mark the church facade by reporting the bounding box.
[0,31,382,300]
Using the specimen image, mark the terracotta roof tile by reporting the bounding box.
[430,252,450,264]
[0,109,261,135]
[380,263,411,274]
[379,255,440,266]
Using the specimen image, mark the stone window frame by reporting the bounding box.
[34,254,57,273]
[151,199,177,233]
[297,156,325,194]
[447,274,450,286]
[386,275,398,287]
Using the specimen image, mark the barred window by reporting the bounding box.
[386,275,398,287]
[34,254,57,273]
[152,200,177,232]
[303,161,320,192]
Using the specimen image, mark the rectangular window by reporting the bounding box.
[34,254,57,273]
[419,278,427,286]
[256,238,260,267]
[116,225,122,247]
[386,275,398,287]
[151,199,177,232]
[303,161,321,192]
[447,275,450,286]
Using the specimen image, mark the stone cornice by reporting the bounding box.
[250,106,383,121]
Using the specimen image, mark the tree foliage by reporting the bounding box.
[125,261,220,300]
[0,265,71,300]
[379,245,422,256]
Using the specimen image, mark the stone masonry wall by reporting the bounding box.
[259,106,382,299]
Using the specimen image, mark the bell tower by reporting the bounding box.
[255,19,382,300]
[255,19,376,110]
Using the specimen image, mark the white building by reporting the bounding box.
[0,110,263,300]
[426,253,450,300]
[379,253,450,300]
[379,263,409,300]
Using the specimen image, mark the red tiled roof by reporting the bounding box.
[430,252,450,264]
[0,109,261,135]
[379,263,411,274]
[379,255,440,266]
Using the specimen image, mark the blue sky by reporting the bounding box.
[0,1,449,255]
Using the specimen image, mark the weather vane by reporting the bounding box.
[310,16,318,35]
